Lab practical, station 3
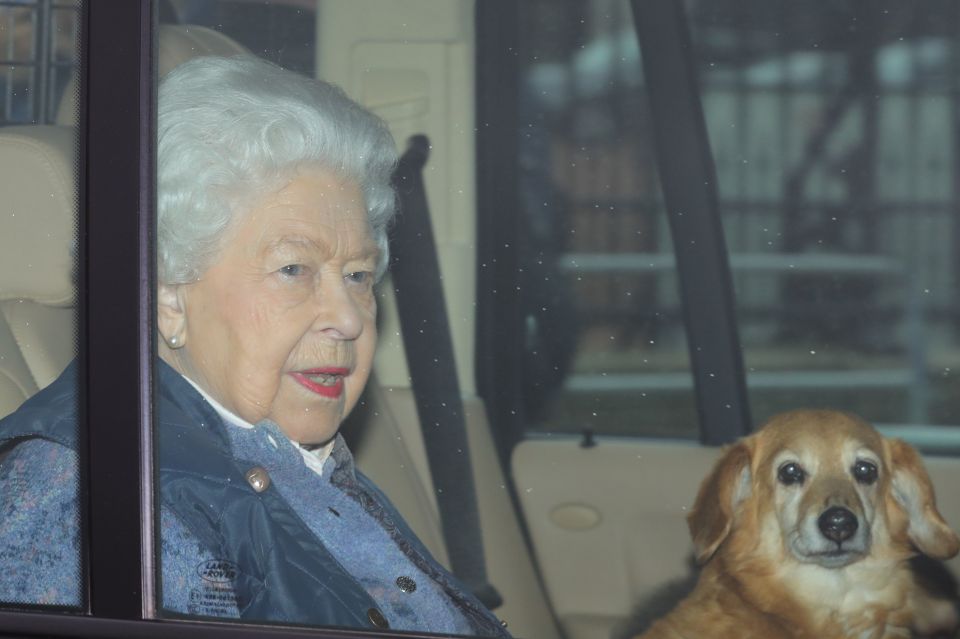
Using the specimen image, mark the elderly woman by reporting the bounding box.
[0,56,509,637]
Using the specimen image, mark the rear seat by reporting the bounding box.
[0,125,77,419]
[56,24,250,125]
[1,25,249,420]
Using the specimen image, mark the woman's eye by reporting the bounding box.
[346,271,371,285]
[777,462,806,486]
[852,460,878,485]
[279,264,307,278]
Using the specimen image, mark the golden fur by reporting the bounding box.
[637,410,960,639]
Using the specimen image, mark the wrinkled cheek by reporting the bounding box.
[229,335,289,422]
[248,298,281,330]
[232,372,281,422]
[244,303,305,370]
[354,308,378,371]
[343,370,369,417]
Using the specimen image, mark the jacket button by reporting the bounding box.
[245,467,271,493]
[367,607,389,629]
[396,575,417,593]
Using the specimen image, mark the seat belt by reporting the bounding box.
[390,134,503,610]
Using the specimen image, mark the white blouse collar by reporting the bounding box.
[179,373,335,476]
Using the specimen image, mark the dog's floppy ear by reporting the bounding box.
[687,441,752,564]
[886,438,960,560]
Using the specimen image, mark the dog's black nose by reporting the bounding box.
[818,507,858,542]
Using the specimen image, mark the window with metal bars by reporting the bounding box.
[0,0,79,125]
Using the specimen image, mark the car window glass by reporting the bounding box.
[688,1,960,438]
[513,0,699,439]
[0,0,83,610]
[152,3,503,635]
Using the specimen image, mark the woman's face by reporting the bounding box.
[158,168,378,445]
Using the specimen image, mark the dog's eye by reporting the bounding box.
[852,460,878,485]
[777,462,806,486]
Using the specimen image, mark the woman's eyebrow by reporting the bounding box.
[263,235,321,254]
[263,234,379,261]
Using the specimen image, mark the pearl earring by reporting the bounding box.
[168,335,178,347]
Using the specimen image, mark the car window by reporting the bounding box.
[8,0,957,637]
[151,2,505,635]
[488,0,960,447]
[0,0,83,610]
[501,0,699,440]
[687,1,960,439]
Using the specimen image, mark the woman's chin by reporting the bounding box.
[270,408,341,446]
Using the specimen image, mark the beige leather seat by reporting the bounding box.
[0,125,77,419]
[1,25,249,420]
[154,24,250,76]
[56,24,249,125]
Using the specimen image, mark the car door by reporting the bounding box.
[476,2,960,638]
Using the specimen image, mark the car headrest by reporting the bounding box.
[0,125,77,306]
[156,24,250,76]
[55,24,249,125]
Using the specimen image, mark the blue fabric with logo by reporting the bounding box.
[0,361,510,637]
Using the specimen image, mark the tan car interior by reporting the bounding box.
[2,6,959,639]
[0,125,76,414]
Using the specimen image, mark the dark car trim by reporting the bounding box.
[630,0,753,445]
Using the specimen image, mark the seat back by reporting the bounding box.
[0,24,249,420]
[56,24,249,125]
[0,125,78,418]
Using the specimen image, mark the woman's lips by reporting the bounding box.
[289,368,349,398]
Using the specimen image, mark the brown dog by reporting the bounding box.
[637,409,960,639]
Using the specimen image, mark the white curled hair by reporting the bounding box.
[157,55,398,284]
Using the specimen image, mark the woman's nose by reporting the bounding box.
[312,280,364,340]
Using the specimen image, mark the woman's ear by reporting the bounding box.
[886,438,960,560]
[687,441,752,564]
[157,283,188,349]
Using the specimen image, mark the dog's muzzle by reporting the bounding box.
[791,504,868,567]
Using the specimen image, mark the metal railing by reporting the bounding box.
[0,0,79,125]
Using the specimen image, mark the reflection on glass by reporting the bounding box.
[0,0,82,608]
[151,5,508,635]
[517,0,698,438]
[689,1,960,433]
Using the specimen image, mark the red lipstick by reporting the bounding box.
[290,368,349,398]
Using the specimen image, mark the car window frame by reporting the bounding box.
[628,0,752,446]
[474,0,523,460]
[80,0,154,619]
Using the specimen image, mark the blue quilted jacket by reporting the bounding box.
[0,360,510,637]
